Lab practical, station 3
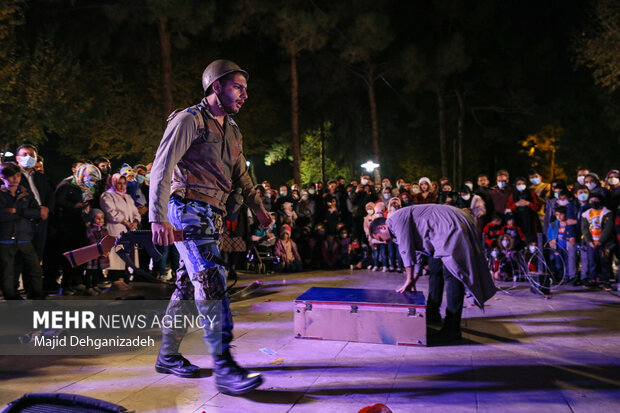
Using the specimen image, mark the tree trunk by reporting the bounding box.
[367,69,381,183]
[320,115,325,183]
[290,50,301,186]
[456,89,465,186]
[436,87,448,178]
[158,16,174,117]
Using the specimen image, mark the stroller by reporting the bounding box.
[246,242,279,274]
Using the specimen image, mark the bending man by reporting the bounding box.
[369,204,496,343]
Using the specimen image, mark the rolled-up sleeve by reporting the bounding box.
[149,112,198,223]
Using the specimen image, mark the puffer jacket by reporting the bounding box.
[0,185,40,242]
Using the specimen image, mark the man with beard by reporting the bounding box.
[149,60,272,395]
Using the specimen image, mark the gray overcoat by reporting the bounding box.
[387,204,497,308]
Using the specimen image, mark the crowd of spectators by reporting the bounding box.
[0,142,619,299]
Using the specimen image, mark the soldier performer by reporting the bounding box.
[149,59,272,395]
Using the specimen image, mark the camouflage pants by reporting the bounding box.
[160,197,232,356]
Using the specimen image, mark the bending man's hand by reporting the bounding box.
[152,221,175,246]
[396,267,420,294]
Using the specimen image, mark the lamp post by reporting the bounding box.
[361,161,380,183]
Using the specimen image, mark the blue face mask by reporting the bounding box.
[18,155,36,169]
[554,192,560,199]
[84,180,96,188]
[577,193,589,202]
[497,181,506,189]
[136,174,145,184]
[145,173,150,183]
[309,189,316,195]
[530,177,541,185]
[265,193,272,199]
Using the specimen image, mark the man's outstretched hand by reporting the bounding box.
[152,221,175,246]
[396,278,417,293]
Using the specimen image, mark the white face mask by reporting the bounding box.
[586,182,597,191]
[461,194,471,201]
[18,155,36,169]
[412,188,420,194]
[360,178,368,185]
[501,239,510,248]
[516,184,526,192]
[557,199,569,206]
[608,177,619,186]
[465,183,473,190]
[577,176,585,185]
[367,209,374,215]
[529,245,537,253]
[491,250,499,258]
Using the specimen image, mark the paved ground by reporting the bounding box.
[1,268,620,413]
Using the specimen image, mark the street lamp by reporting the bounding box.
[361,160,380,173]
[246,161,251,167]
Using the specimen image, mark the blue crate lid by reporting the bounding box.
[295,287,425,307]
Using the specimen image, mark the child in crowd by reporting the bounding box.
[0,162,43,299]
[85,208,109,295]
[321,233,341,269]
[347,238,371,269]
[274,224,302,272]
[501,213,525,250]
[496,233,520,281]
[580,191,614,290]
[386,197,404,272]
[483,213,504,249]
[367,202,389,271]
[546,206,575,281]
[337,227,351,268]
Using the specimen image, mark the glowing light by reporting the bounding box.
[361,160,379,172]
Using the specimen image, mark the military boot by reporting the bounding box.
[155,334,200,378]
[213,348,263,395]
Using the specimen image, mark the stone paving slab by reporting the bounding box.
[1,269,620,412]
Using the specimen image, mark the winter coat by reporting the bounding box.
[0,185,40,242]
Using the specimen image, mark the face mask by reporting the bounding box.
[402,197,409,203]
[383,193,391,200]
[389,206,397,213]
[586,182,597,191]
[309,189,316,195]
[84,180,96,188]
[367,209,374,215]
[516,184,526,192]
[608,177,619,186]
[501,239,510,248]
[497,181,506,189]
[360,178,368,185]
[18,155,36,169]
[341,233,348,239]
[412,188,420,195]
[265,193,272,199]
[529,245,537,253]
[554,192,560,199]
[382,182,390,188]
[557,199,569,206]
[461,194,471,201]
[530,177,541,185]
[590,200,602,210]
[302,194,308,200]
[577,176,585,185]
[280,191,288,197]
[491,250,499,258]
[136,174,145,184]
[465,183,473,190]
[145,173,150,182]
[577,193,589,202]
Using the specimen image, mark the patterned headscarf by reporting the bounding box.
[106,173,126,196]
[73,164,101,202]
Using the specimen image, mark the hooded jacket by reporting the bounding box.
[0,185,40,242]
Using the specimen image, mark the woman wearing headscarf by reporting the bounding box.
[100,173,141,290]
[53,163,101,295]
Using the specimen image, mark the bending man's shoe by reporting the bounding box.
[155,353,200,378]
[213,348,263,395]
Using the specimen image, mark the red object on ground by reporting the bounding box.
[358,403,393,413]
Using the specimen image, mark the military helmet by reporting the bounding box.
[201,59,249,94]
